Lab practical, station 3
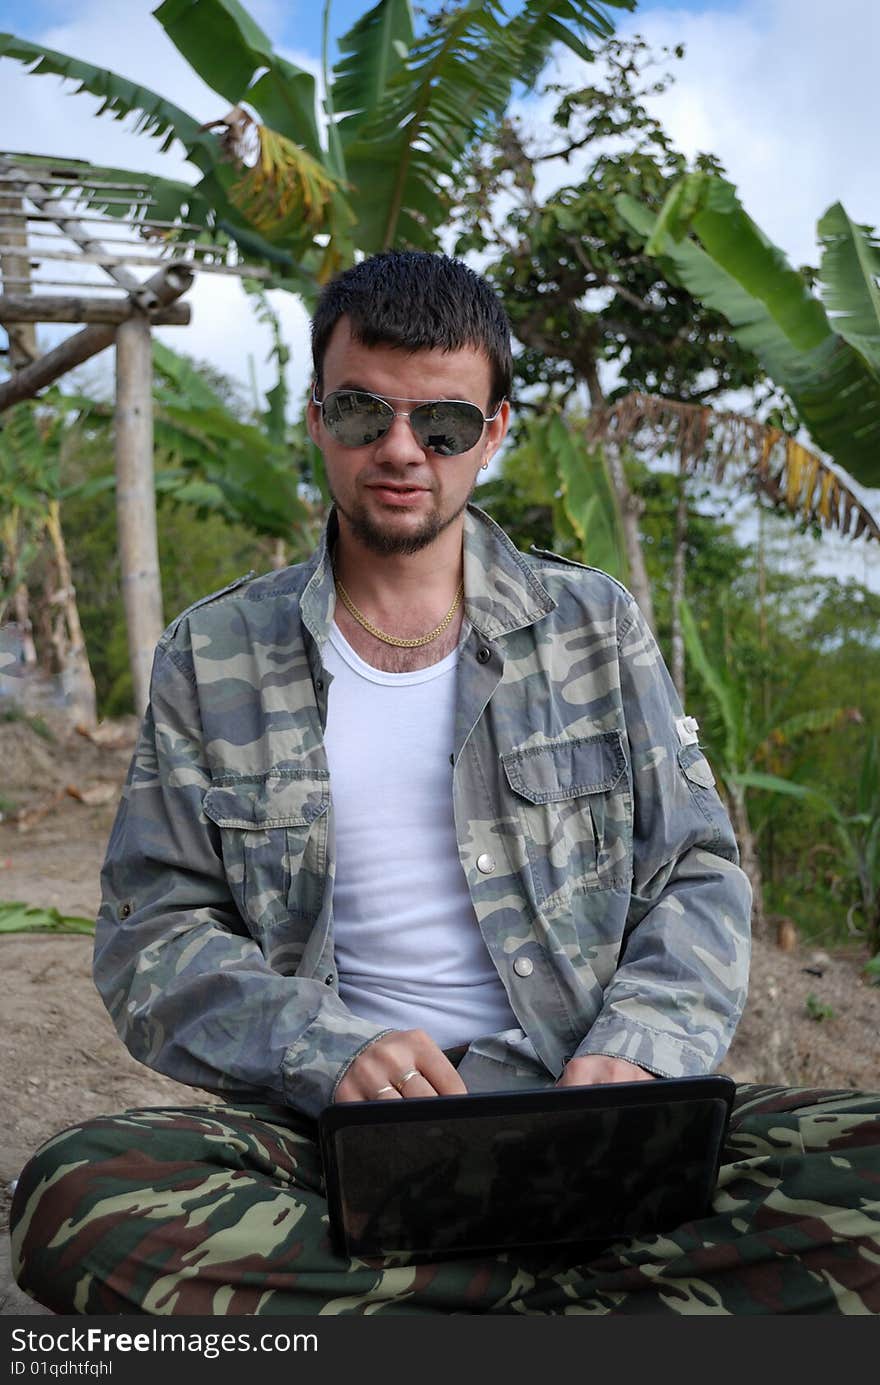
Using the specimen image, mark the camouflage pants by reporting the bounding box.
[10,1084,880,1315]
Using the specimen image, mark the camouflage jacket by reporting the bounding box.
[95,505,751,1117]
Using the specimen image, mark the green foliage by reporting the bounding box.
[0,900,94,935]
[483,414,627,576]
[804,992,836,1023]
[0,1,634,285]
[453,37,764,408]
[621,171,880,486]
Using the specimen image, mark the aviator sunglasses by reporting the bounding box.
[312,387,503,457]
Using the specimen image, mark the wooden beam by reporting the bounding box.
[0,263,192,412]
[115,311,163,716]
[0,157,145,299]
[0,294,191,325]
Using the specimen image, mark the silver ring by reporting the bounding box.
[394,1068,420,1091]
[374,1084,397,1098]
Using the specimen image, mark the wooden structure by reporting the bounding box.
[0,153,269,717]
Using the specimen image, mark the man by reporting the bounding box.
[11,252,880,1315]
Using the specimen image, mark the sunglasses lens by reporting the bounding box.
[322,391,394,446]
[410,401,484,456]
[319,391,487,455]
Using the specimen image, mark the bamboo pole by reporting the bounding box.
[0,294,190,325]
[0,193,38,669]
[0,264,193,412]
[115,310,162,717]
[0,192,38,368]
[0,158,146,299]
[44,498,98,731]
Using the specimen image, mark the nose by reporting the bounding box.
[374,411,427,465]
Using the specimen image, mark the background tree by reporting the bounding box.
[452,35,766,623]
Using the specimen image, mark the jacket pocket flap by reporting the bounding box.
[502,732,626,804]
[678,743,716,789]
[204,773,330,829]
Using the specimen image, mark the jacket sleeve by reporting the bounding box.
[572,599,752,1077]
[93,641,390,1119]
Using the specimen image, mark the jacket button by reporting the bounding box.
[316,678,324,691]
[119,902,132,919]
[476,647,491,664]
[476,853,496,874]
[513,957,534,978]
[324,973,334,985]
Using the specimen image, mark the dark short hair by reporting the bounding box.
[311,250,512,407]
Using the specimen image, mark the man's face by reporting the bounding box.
[307,318,509,556]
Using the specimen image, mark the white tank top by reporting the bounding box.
[322,621,518,1049]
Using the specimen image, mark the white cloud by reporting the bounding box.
[617,0,880,268]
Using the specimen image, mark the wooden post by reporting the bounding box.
[0,193,38,668]
[0,192,38,368]
[116,311,162,717]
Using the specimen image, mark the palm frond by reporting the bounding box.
[817,202,880,371]
[332,0,415,147]
[344,0,629,254]
[588,392,880,546]
[0,33,204,158]
[544,415,627,578]
[619,178,880,487]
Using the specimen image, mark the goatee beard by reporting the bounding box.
[329,488,473,556]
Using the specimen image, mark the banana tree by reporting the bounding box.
[0,398,98,727]
[678,595,861,935]
[618,173,880,489]
[0,0,634,296]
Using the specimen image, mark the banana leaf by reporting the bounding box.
[154,0,323,158]
[0,900,94,935]
[619,176,880,487]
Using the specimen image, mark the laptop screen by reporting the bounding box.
[320,1075,735,1261]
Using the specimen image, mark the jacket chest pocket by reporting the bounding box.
[501,732,630,909]
[203,772,330,967]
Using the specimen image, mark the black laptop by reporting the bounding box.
[319,1074,735,1261]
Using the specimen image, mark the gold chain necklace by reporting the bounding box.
[334,574,464,648]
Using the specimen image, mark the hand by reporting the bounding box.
[334,1029,468,1103]
[556,1055,656,1088]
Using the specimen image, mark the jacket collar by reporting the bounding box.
[299,504,556,646]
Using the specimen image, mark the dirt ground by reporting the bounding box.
[1,708,879,1314]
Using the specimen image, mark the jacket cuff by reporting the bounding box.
[280,1017,393,1118]
[574,1012,726,1078]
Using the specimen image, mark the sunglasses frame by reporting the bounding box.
[311,387,504,457]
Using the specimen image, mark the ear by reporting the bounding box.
[482,398,510,466]
[306,385,322,448]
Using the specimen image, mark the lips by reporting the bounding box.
[366,483,431,506]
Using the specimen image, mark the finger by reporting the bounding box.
[414,1048,468,1097]
[393,1069,438,1099]
[374,1083,404,1101]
